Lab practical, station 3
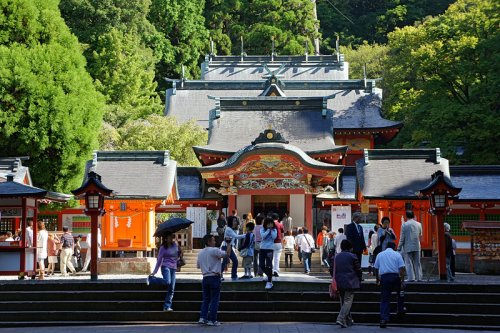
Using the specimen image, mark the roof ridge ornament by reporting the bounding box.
[251,128,289,145]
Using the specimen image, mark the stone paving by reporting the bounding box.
[0,323,495,333]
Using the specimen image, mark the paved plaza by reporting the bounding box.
[0,323,496,333]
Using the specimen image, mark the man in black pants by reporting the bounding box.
[374,241,406,328]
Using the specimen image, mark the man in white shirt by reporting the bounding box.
[335,228,346,255]
[374,241,406,328]
[197,234,231,326]
[397,210,423,282]
[81,228,102,272]
[296,227,315,274]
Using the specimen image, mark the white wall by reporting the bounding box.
[236,195,252,217]
[290,194,305,228]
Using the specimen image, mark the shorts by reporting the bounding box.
[48,256,58,264]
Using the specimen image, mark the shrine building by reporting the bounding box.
[31,52,499,271]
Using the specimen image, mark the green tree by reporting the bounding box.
[0,0,105,192]
[91,28,162,128]
[114,115,208,166]
[384,0,500,164]
[60,0,168,110]
[148,0,209,80]
[205,0,319,55]
[341,42,388,79]
[318,0,454,49]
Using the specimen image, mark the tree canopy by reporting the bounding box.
[0,0,105,192]
[384,0,499,164]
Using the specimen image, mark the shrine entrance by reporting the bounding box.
[252,195,288,219]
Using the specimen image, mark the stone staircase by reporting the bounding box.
[1,277,499,330]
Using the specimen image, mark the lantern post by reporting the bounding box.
[72,172,113,281]
[419,171,461,280]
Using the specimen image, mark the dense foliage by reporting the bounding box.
[384,0,499,164]
[0,0,104,192]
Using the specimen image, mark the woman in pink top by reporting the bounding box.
[147,232,182,311]
[47,233,60,275]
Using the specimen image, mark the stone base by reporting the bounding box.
[97,257,157,275]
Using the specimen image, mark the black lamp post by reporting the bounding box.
[72,172,113,281]
[419,171,461,280]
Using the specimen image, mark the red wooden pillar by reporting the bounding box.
[305,194,313,231]
[228,195,236,215]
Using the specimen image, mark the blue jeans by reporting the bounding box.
[149,266,176,310]
[199,275,222,322]
[446,255,454,281]
[221,245,238,279]
[380,273,404,321]
[302,251,312,272]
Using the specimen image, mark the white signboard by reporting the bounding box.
[331,206,351,233]
[187,207,207,238]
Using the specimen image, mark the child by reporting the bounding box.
[283,231,295,268]
[239,222,255,279]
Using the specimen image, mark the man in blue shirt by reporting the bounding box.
[374,241,406,328]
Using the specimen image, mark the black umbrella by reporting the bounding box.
[154,217,194,237]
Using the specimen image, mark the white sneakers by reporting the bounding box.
[206,321,221,326]
[265,282,273,290]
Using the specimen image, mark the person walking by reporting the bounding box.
[374,241,406,328]
[216,212,227,247]
[253,214,264,277]
[345,212,367,265]
[82,227,102,272]
[297,227,315,274]
[260,217,277,290]
[47,233,60,276]
[197,234,232,326]
[334,239,363,328]
[281,212,293,234]
[377,217,396,251]
[368,225,380,275]
[316,226,329,267]
[335,228,346,255]
[283,231,295,268]
[239,222,255,279]
[59,226,77,276]
[444,223,454,282]
[295,228,304,263]
[36,221,49,280]
[147,232,182,312]
[271,213,284,277]
[397,210,423,282]
[221,217,246,280]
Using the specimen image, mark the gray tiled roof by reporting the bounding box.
[450,166,500,201]
[202,110,338,153]
[85,151,177,199]
[0,157,32,185]
[0,180,46,197]
[356,149,450,199]
[167,88,400,152]
[203,63,349,81]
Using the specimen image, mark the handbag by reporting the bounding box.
[305,235,316,253]
[329,258,339,299]
[177,257,186,268]
[239,248,248,257]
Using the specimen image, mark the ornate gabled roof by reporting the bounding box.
[356,149,450,199]
[84,151,178,200]
[200,141,343,172]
